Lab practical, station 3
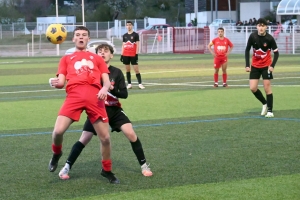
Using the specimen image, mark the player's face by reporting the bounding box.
[73,30,90,50]
[97,47,113,64]
[256,24,267,35]
[126,23,133,31]
[218,29,224,38]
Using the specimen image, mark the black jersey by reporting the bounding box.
[245,31,278,68]
[122,32,139,57]
[105,65,128,107]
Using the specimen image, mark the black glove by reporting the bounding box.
[120,55,123,62]
[135,54,138,60]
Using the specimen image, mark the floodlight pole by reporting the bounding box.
[82,0,85,26]
[56,0,59,56]
[194,0,198,27]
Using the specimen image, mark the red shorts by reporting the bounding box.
[214,57,228,68]
[58,85,108,124]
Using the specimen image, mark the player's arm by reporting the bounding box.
[207,41,215,56]
[226,40,234,56]
[109,70,128,99]
[49,74,66,89]
[269,38,279,72]
[98,73,110,100]
[245,35,253,72]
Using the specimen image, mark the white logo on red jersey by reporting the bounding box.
[74,59,94,75]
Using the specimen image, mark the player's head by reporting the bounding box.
[126,21,134,31]
[217,27,224,38]
[256,18,268,35]
[72,26,90,50]
[95,44,114,64]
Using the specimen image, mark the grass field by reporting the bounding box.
[0,54,299,200]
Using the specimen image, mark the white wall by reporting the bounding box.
[186,11,237,27]
[240,2,271,22]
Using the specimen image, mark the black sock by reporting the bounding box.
[130,137,146,166]
[66,141,85,169]
[266,93,273,112]
[126,72,131,84]
[253,89,267,105]
[136,73,142,84]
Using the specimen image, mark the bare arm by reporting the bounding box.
[136,41,139,54]
[207,42,215,56]
[97,73,110,100]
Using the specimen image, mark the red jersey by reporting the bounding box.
[211,37,233,58]
[122,32,139,57]
[57,51,109,92]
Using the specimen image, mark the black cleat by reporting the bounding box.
[48,152,62,172]
[101,169,120,184]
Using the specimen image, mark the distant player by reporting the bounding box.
[58,44,153,180]
[120,21,145,89]
[245,18,279,118]
[207,27,234,87]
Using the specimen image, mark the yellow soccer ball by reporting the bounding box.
[46,24,67,44]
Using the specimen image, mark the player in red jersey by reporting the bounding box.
[120,21,145,89]
[48,26,119,184]
[208,27,234,87]
[58,44,153,180]
[245,18,279,118]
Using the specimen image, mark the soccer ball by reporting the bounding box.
[46,24,67,44]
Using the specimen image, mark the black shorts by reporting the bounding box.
[83,106,131,134]
[249,66,273,80]
[122,56,138,65]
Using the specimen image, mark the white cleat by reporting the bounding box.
[265,112,274,118]
[261,104,267,116]
[141,163,153,177]
[59,164,70,180]
[127,84,132,89]
[138,84,145,89]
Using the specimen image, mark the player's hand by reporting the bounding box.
[109,85,114,91]
[49,78,59,87]
[97,88,108,100]
[135,54,138,60]
[120,55,123,62]
[245,67,251,72]
[268,66,274,72]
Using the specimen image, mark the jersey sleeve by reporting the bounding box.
[270,37,278,52]
[227,38,234,48]
[112,68,128,99]
[135,32,140,42]
[57,56,67,77]
[122,34,126,42]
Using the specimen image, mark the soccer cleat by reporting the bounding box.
[141,163,153,177]
[213,83,218,88]
[127,84,132,89]
[48,152,62,172]
[265,112,274,118]
[223,83,228,87]
[59,164,70,180]
[261,104,267,116]
[138,84,145,89]
[101,169,120,184]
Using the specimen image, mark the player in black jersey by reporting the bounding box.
[58,44,153,181]
[245,18,279,118]
[121,21,145,89]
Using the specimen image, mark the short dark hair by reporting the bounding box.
[95,43,114,54]
[126,21,133,25]
[73,26,90,36]
[218,27,224,31]
[256,18,268,26]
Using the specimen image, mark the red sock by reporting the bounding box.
[52,144,62,154]
[222,74,227,84]
[102,159,112,171]
[214,74,218,83]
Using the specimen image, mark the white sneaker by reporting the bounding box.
[127,84,132,89]
[141,163,153,177]
[261,104,267,116]
[138,84,145,89]
[265,112,274,118]
[59,164,70,180]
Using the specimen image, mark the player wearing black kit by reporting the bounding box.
[58,44,153,181]
[121,21,145,89]
[245,18,279,118]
